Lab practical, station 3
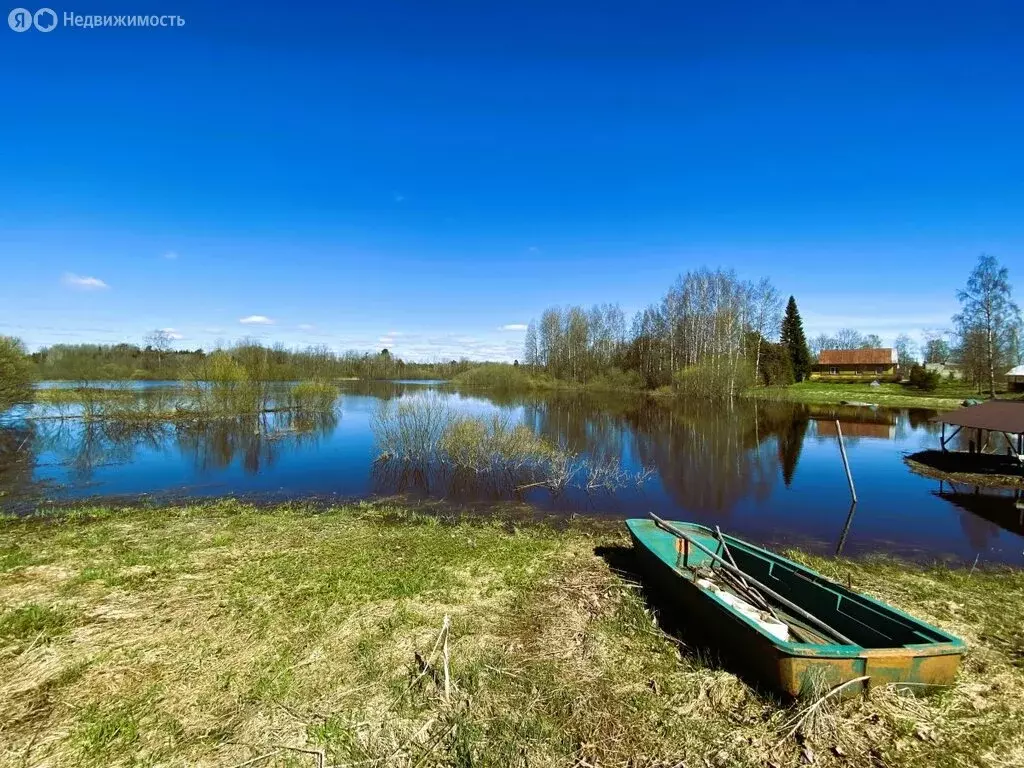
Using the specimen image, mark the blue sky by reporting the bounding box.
[2,0,1022,360]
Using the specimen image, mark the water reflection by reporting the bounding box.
[177,411,338,475]
[370,459,543,504]
[2,382,1023,564]
[31,418,173,483]
[0,423,37,507]
[630,399,787,514]
[1,409,338,506]
[777,412,810,487]
[834,502,859,556]
[932,481,1024,545]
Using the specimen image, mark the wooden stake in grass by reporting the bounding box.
[442,614,451,703]
[406,614,454,702]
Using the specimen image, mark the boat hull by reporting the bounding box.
[626,519,964,698]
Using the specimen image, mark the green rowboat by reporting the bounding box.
[627,518,965,697]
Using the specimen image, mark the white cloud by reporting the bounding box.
[163,251,178,260]
[62,273,109,291]
[203,327,225,335]
[393,192,405,203]
[386,330,404,336]
[297,323,316,331]
[500,323,528,331]
[379,336,395,345]
[239,315,274,325]
[526,246,541,254]
[160,328,184,340]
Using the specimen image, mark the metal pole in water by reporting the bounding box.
[836,420,857,504]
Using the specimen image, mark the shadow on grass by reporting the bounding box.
[595,542,784,703]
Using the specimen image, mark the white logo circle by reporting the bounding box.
[8,7,33,31]
[33,7,57,31]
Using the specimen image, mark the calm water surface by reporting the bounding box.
[2,381,1022,565]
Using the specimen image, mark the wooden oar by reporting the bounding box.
[712,525,817,645]
[649,513,855,646]
[713,525,762,605]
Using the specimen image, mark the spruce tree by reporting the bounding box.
[780,296,812,382]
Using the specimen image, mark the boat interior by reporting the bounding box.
[652,521,955,649]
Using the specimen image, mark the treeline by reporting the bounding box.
[520,254,1024,397]
[521,269,802,397]
[29,342,473,382]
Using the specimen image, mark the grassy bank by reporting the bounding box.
[749,380,1024,410]
[1,502,1022,767]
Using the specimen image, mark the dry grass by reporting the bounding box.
[1,502,1022,767]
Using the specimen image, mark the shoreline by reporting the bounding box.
[1,500,1022,767]
[29,377,1019,412]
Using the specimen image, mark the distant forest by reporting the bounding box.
[29,342,468,382]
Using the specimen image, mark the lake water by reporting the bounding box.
[2,381,1022,565]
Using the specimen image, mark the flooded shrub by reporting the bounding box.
[371,395,650,495]
[183,352,264,415]
[440,413,557,469]
[287,381,340,413]
[371,394,454,460]
[91,387,177,421]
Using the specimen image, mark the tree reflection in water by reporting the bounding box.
[0,421,40,509]
[370,459,541,503]
[630,399,801,515]
[177,410,338,474]
[0,410,339,507]
[31,418,173,483]
[443,391,810,515]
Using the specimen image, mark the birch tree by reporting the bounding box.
[522,322,539,367]
[954,253,1021,396]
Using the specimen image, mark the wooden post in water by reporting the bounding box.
[836,420,857,504]
[835,501,857,556]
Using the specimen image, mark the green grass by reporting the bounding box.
[1,501,1022,767]
[0,603,77,650]
[751,380,1024,409]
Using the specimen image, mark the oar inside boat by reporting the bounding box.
[626,516,966,697]
[650,513,854,645]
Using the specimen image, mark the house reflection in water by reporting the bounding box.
[808,405,898,441]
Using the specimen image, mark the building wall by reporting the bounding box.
[810,363,897,379]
